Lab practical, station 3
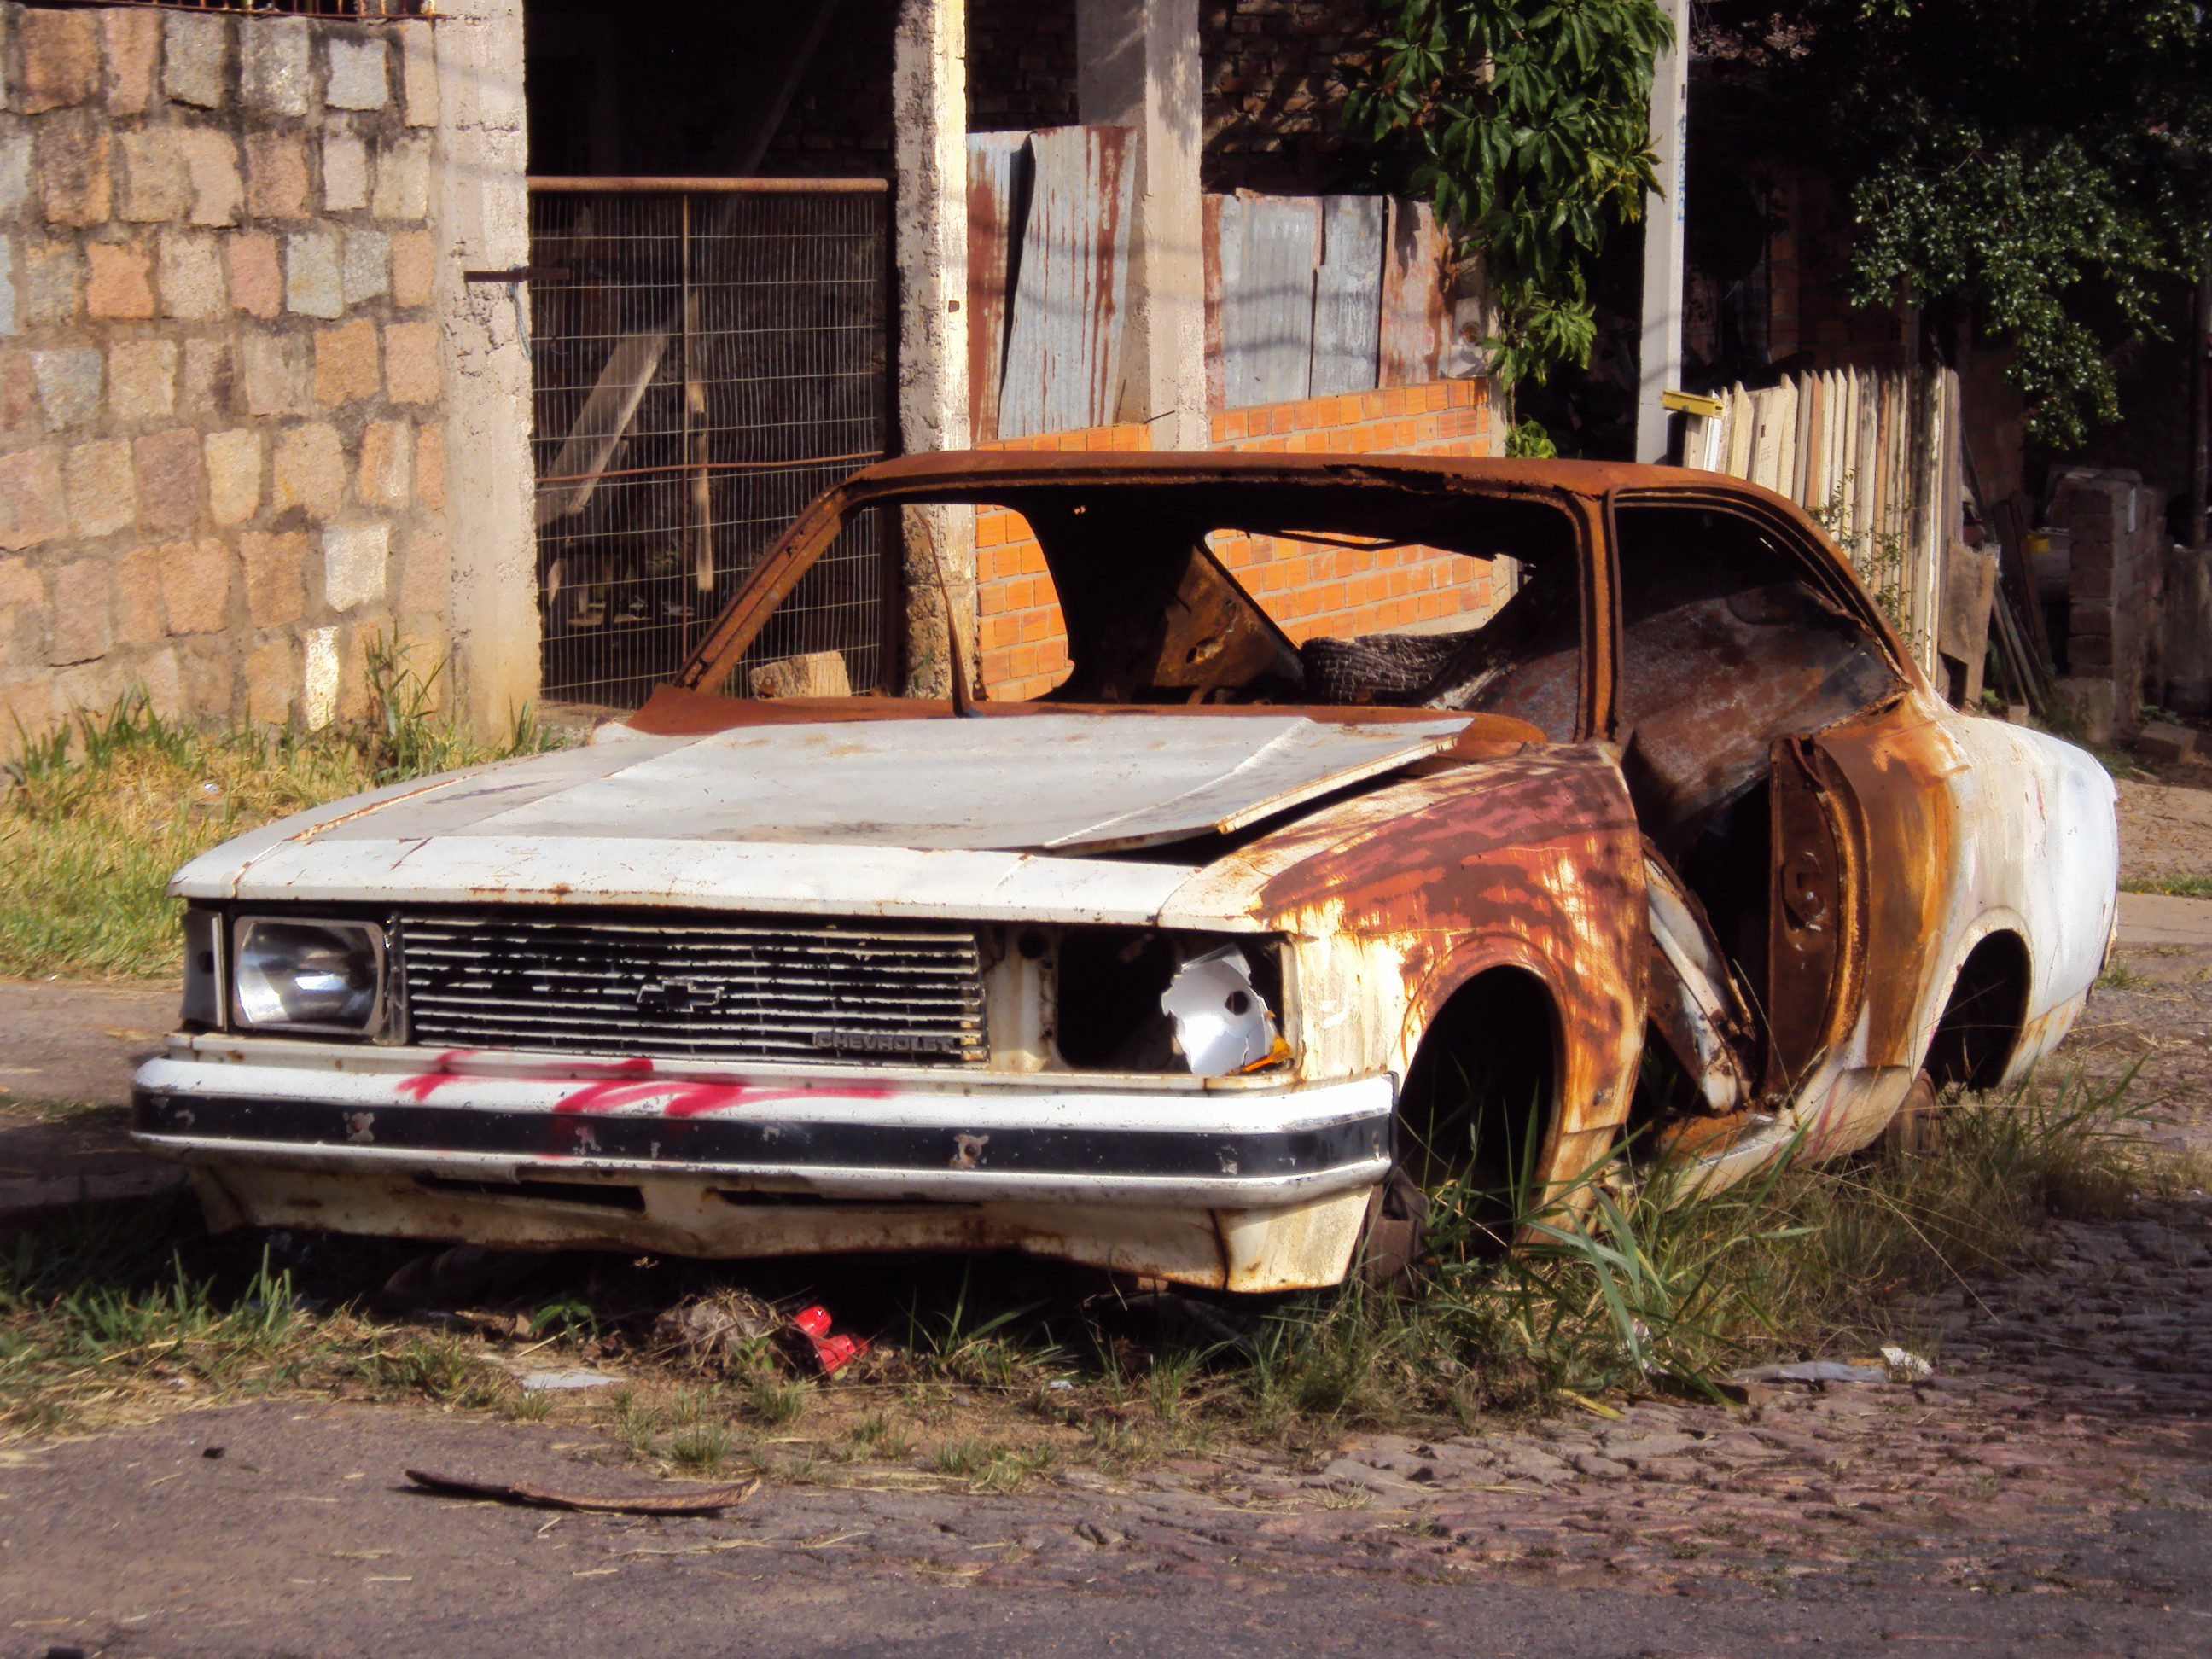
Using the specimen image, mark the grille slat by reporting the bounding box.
[396,913,988,1067]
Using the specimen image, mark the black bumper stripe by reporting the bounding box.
[133,1092,1391,1182]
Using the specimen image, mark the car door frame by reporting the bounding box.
[1598,482,1951,1118]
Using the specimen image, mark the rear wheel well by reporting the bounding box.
[1925,931,2031,1092]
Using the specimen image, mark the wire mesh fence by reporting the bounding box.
[527,179,894,707]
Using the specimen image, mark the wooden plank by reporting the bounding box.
[1311,195,1386,397]
[998,125,1135,439]
[1837,368,1861,539]
[1220,191,1322,410]
[1749,380,1797,494]
[964,131,1029,444]
[1790,371,1818,507]
[1725,384,1755,476]
[1854,367,1880,545]
[1378,197,1450,386]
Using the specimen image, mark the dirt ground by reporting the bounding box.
[6,792,2212,1652]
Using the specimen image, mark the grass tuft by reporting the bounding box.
[0,650,563,981]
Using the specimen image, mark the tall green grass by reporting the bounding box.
[1243,1071,2148,1429]
[0,641,562,981]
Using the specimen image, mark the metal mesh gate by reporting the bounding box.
[527,179,894,707]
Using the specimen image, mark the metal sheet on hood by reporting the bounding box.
[301,713,1470,855]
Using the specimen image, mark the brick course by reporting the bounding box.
[0,2,446,740]
[975,377,1495,698]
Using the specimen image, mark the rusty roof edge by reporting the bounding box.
[848,449,1703,500]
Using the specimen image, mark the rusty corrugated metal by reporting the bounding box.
[1217,191,1322,410]
[1378,198,1450,387]
[997,125,1134,439]
[1311,196,1386,398]
[965,132,1028,445]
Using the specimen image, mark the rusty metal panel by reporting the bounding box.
[1218,192,1322,410]
[997,125,1135,439]
[1311,195,1386,397]
[1378,198,1450,387]
[965,132,1028,445]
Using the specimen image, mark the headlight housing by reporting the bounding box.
[1051,928,1288,1075]
[230,917,388,1037]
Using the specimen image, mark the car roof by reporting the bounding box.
[852,447,1776,504]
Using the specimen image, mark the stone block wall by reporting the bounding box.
[2050,469,2166,738]
[977,376,1497,699]
[0,2,448,742]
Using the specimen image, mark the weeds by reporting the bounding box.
[929,1436,1050,1492]
[2122,872,2212,900]
[359,1336,504,1406]
[745,1374,812,1427]
[849,1411,909,1458]
[1251,1069,2151,1424]
[668,1421,733,1470]
[0,654,563,980]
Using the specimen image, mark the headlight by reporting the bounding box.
[231,917,387,1036]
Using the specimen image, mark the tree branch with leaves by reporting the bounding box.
[1346,0,1674,391]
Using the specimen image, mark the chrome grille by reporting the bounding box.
[396,913,987,1067]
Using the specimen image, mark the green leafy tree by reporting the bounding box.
[1705,1,2212,448]
[1346,0,1674,389]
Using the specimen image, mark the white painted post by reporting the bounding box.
[1077,0,1208,450]
[893,0,973,693]
[434,0,541,731]
[1634,0,1690,464]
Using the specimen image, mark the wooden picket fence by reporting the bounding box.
[1679,364,1962,678]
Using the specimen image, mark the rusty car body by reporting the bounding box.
[131,454,2120,1291]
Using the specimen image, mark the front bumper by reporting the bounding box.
[131,1039,1393,1211]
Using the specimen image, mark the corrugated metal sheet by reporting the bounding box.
[965,132,1029,445]
[1217,191,1322,410]
[1310,195,1386,397]
[997,125,1134,439]
[1378,198,1450,387]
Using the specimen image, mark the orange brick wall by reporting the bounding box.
[975,378,1496,700]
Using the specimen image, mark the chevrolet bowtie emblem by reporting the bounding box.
[636,978,724,1016]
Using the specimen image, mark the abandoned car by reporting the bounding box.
[132,453,2120,1291]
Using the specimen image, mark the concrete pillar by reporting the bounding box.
[894,0,973,694]
[432,0,539,730]
[1078,0,1207,450]
[1634,0,1690,464]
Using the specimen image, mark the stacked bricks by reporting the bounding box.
[2050,470,2166,740]
[1202,0,1382,191]
[975,377,1496,700]
[0,3,447,744]
[969,0,1077,133]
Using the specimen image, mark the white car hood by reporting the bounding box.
[174,713,1466,927]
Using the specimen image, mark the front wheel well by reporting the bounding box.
[1925,930,2031,1092]
[1399,965,1561,1196]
